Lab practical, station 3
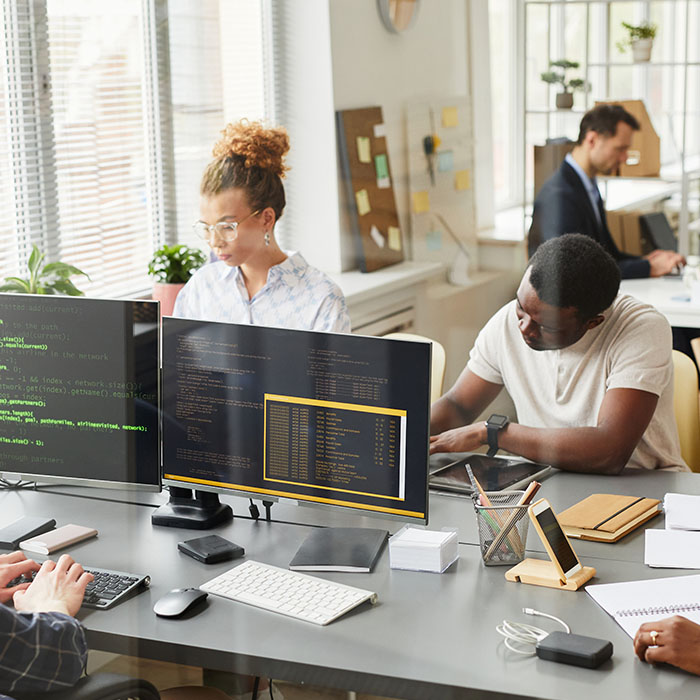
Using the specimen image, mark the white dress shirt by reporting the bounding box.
[173,252,351,333]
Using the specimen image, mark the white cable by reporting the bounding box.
[496,607,571,656]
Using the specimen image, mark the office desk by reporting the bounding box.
[41,468,700,567]
[621,277,700,328]
[3,487,700,700]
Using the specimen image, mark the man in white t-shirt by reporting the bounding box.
[430,233,687,473]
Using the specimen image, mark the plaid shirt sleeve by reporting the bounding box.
[0,604,88,699]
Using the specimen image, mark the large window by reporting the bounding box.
[0,0,269,298]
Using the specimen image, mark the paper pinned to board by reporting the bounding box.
[437,151,454,172]
[373,123,386,138]
[412,190,430,214]
[442,106,459,128]
[356,136,371,163]
[375,153,390,188]
[455,169,471,191]
[370,225,385,248]
[387,226,402,251]
[355,189,371,216]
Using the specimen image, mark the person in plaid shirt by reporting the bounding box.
[0,551,90,699]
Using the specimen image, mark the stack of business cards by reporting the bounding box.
[388,526,458,573]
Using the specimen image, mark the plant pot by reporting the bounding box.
[631,38,653,62]
[555,92,574,110]
[152,282,185,316]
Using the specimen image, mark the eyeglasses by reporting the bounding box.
[193,210,260,243]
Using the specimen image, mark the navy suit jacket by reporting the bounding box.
[528,160,650,279]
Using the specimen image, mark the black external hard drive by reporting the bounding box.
[536,631,613,669]
[0,516,56,550]
[178,535,244,564]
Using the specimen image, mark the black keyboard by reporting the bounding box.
[7,566,150,610]
[82,567,150,609]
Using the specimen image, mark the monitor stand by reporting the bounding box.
[151,487,233,529]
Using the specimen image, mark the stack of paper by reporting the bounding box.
[388,526,458,573]
[644,493,700,568]
[664,493,700,530]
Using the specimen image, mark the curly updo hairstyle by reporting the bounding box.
[201,120,290,221]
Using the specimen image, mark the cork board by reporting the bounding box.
[406,98,476,270]
[336,106,404,272]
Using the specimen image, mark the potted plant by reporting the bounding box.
[0,244,89,295]
[617,21,657,62]
[147,243,206,315]
[540,60,588,110]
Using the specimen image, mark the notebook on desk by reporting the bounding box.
[429,452,552,495]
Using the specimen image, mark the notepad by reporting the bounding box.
[388,526,458,573]
[289,527,388,572]
[645,529,700,569]
[557,493,660,542]
[664,493,700,530]
[587,574,700,638]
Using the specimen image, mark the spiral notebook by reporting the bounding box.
[587,574,700,638]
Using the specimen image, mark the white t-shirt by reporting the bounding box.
[173,252,351,333]
[467,293,687,471]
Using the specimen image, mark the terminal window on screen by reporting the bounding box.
[0,294,160,487]
[161,319,430,521]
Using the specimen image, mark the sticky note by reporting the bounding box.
[374,154,389,180]
[412,191,430,214]
[442,106,459,128]
[355,189,371,216]
[455,169,471,191]
[374,123,386,138]
[437,151,454,172]
[377,177,391,189]
[370,225,385,248]
[388,226,402,251]
[426,230,442,251]
[356,136,371,163]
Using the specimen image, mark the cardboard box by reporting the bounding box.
[534,140,575,198]
[595,99,660,177]
[606,209,625,251]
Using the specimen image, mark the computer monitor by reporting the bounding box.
[156,318,431,527]
[640,212,678,252]
[0,293,160,491]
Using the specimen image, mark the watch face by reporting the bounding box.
[488,415,508,428]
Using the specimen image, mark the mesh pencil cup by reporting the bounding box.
[472,491,529,566]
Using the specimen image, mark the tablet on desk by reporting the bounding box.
[429,452,553,494]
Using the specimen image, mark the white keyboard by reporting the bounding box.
[200,559,378,625]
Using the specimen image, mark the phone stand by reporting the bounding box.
[505,558,596,591]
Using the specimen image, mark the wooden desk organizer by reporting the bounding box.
[505,558,596,591]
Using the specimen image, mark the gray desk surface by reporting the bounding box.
[39,468,700,567]
[3,487,700,699]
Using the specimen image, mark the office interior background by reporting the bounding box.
[1,1,700,696]
[1,0,699,390]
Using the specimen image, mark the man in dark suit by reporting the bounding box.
[528,104,683,279]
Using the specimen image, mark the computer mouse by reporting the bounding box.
[153,587,208,618]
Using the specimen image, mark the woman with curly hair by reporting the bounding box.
[173,120,350,332]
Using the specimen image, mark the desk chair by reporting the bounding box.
[15,672,160,700]
[672,349,700,472]
[383,332,446,403]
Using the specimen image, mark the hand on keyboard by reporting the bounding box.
[201,560,377,625]
[13,554,93,616]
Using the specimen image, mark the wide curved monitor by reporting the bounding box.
[161,318,430,523]
[0,293,160,491]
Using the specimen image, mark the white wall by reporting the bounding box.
[329,0,471,270]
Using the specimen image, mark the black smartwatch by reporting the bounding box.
[485,414,509,457]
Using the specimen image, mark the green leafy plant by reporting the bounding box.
[540,60,587,93]
[147,244,206,284]
[0,244,89,295]
[617,21,657,53]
